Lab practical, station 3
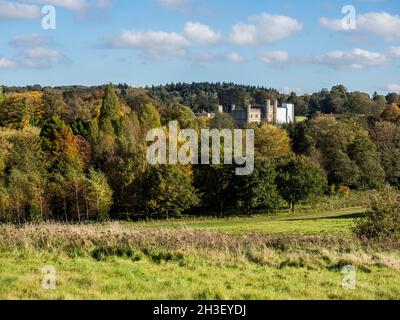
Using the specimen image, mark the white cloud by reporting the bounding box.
[0,57,16,68]
[184,22,221,46]
[23,47,65,62]
[158,0,190,12]
[319,12,400,40]
[318,17,343,31]
[282,86,303,95]
[389,46,400,58]
[0,1,40,20]
[230,13,303,45]
[28,0,112,11]
[9,34,48,47]
[387,84,400,93]
[106,30,190,60]
[312,48,389,69]
[227,52,244,63]
[32,0,86,11]
[257,51,289,63]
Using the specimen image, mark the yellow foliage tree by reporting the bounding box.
[255,123,293,163]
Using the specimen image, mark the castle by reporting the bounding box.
[223,99,295,127]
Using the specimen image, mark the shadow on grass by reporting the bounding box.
[280,212,367,222]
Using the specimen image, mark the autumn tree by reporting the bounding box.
[381,104,400,122]
[40,117,81,166]
[255,123,293,163]
[43,89,68,121]
[85,168,113,221]
[142,165,199,218]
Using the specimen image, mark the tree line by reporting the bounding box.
[0,83,399,223]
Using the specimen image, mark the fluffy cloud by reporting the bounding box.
[319,12,400,40]
[312,48,389,69]
[257,51,289,63]
[0,1,40,20]
[184,22,221,46]
[227,52,244,63]
[0,57,17,68]
[106,30,190,60]
[230,13,302,45]
[9,34,48,47]
[23,47,65,62]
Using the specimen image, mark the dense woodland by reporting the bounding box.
[0,82,399,223]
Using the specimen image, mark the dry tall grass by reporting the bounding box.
[1,223,399,270]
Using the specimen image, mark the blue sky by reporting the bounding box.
[0,0,399,94]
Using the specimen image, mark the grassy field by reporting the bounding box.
[0,208,399,300]
[132,208,366,236]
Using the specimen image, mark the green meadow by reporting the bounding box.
[1,208,399,300]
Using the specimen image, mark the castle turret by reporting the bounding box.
[265,99,273,123]
[247,104,252,123]
[273,100,278,125]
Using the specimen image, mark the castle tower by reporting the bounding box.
[265,99,273,123]
[247,104,252,123]
[273,100,278,125]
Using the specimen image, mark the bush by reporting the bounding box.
[97,202,109,222]
[28,204,43,223]
[339,186,350,198]
[355,187,400,239]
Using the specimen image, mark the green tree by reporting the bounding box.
[345,92,373,115]
[160,104,198,130]
[233,159,282,215]
[0,86,5,107]
[371,121,400,188]
[348,132,385,189]
[288,121,315,156]
[85,168,113,221]
[99,84,122,135]
[276,156,326,212]
[138,102,161,132]
[355,187,400,239]
[210,112,236,130]
[142,165,199,218]
[194,164,236,215]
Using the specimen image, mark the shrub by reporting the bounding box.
[339,186,350,198]
[355,187,400,239]
[28,204,43,223]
